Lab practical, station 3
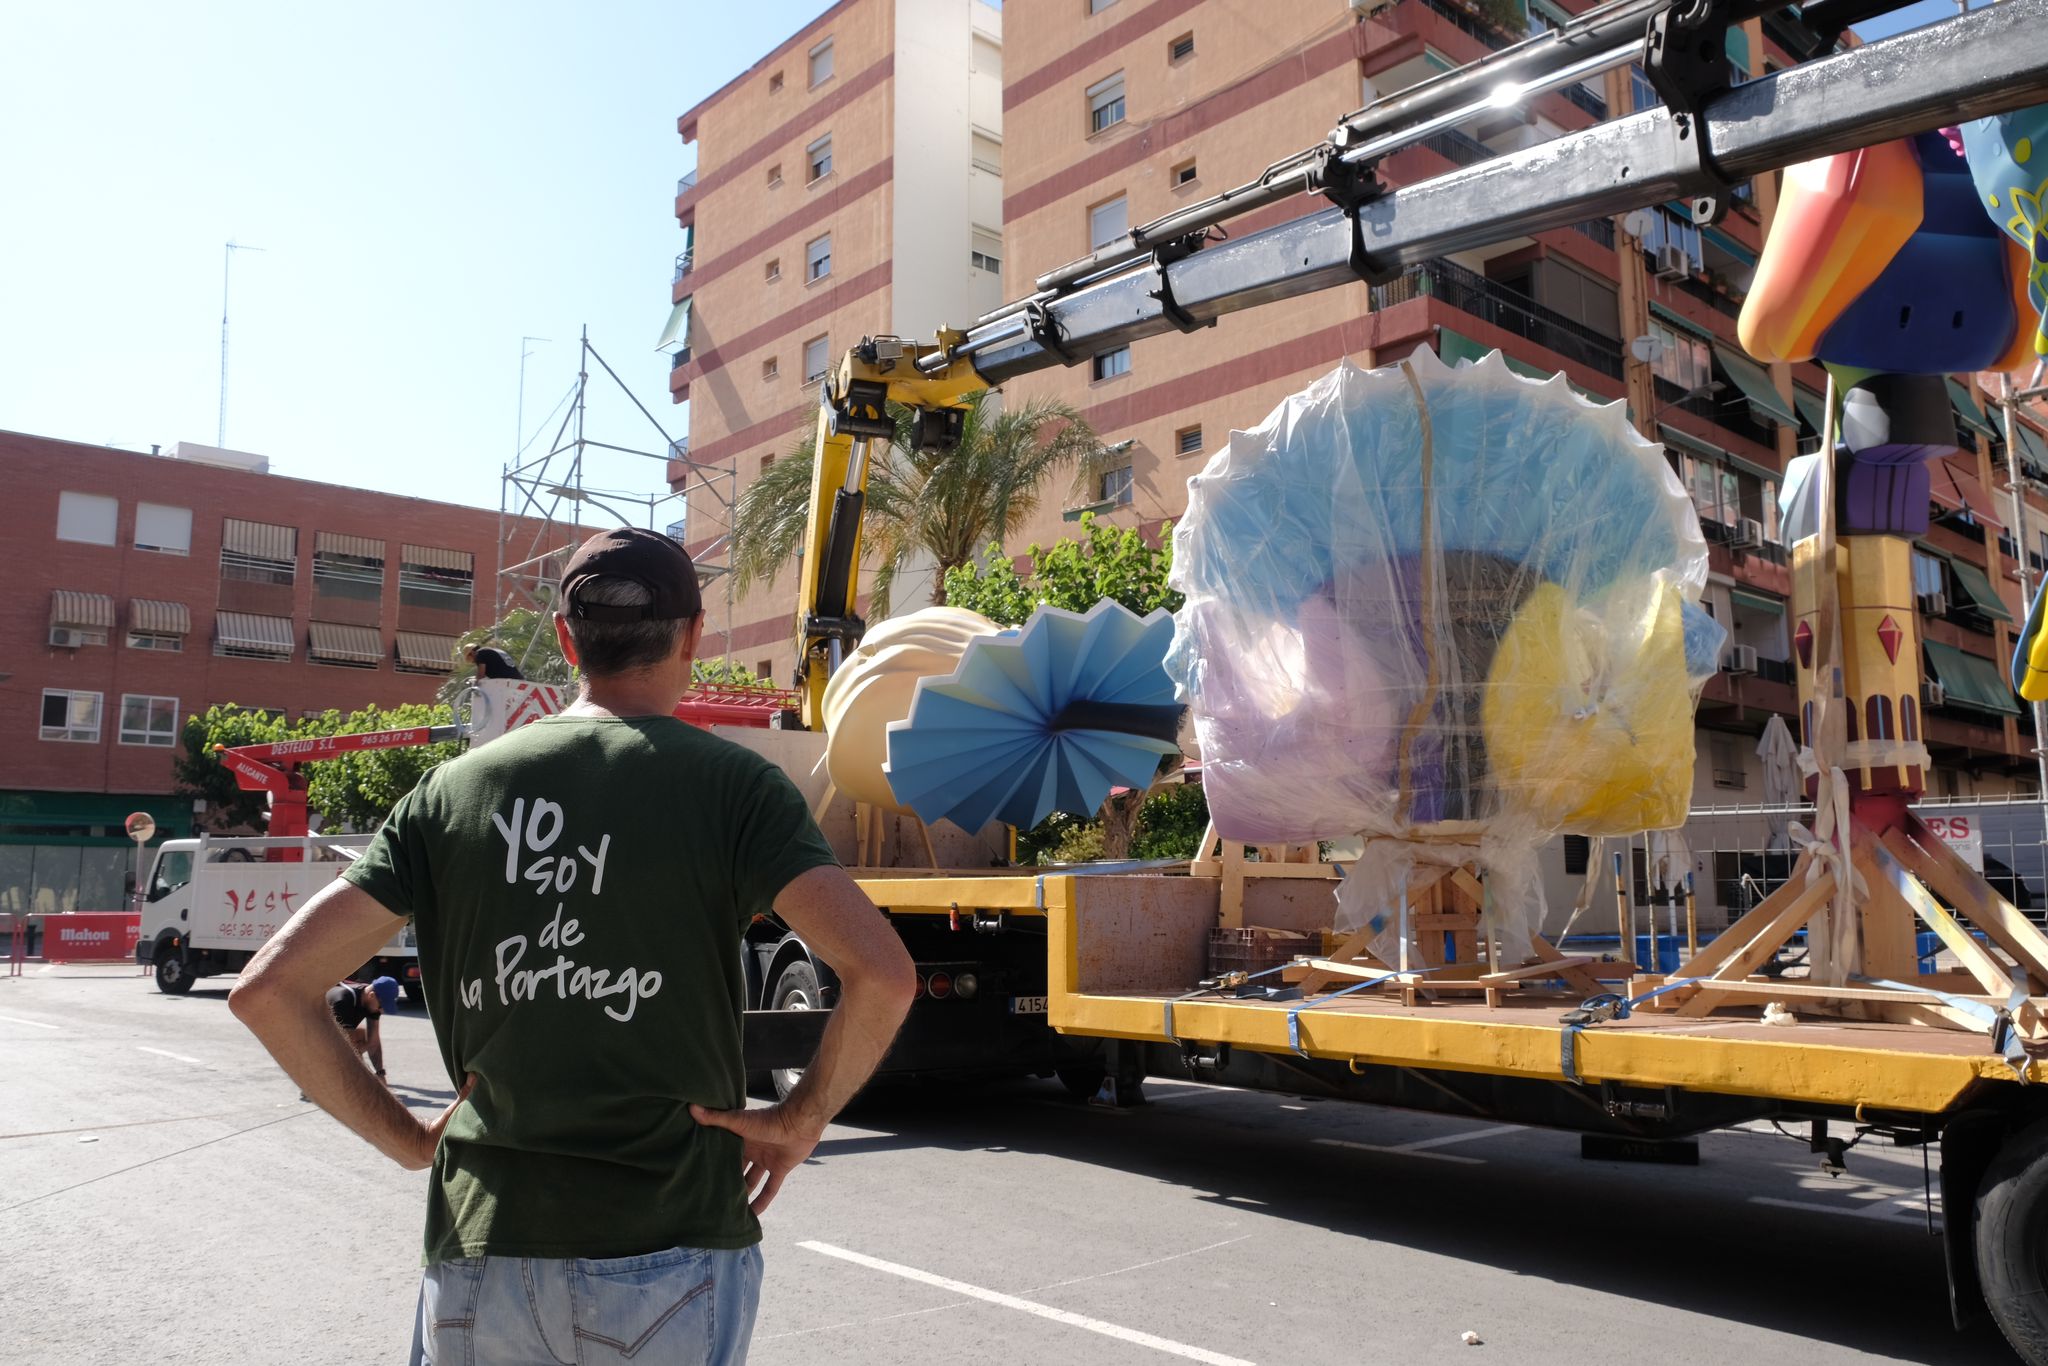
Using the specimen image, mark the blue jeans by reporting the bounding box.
[413,1244,762,1365]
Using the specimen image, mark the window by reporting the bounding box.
[762,357,780,381]
[1099,466,1135,505]
[1648,320,1711,394]
[769,71,784,93]
[313,533,385,604]
[220,518,297,586]
[1089,195,1128,251]
[804,335,831,383]
[133,503,192,555]
[57,491,117,546]
[806,233,832,282]
[1639,205,1706,275]
[40,690,102,743]
[809,37,834,88]
[1169,32,1195,61]
[128,631,183,652]
[807,133,833,183]
[1093,347,1131,381]
[765,257,782,282]
[1562,834,1591,875]
[1087,73,1126,135]
[1176,425,1203,456]
[767,164,783,187]
[755,659,773,680]
[1912,550,1948,601]
[972,133,1002,175]
[398,545,474,615]
[119,694,179,747]
[971,229,1003,276]
[1709,735,1746,789]
[1172,159,1198,187]
[761,454,776,474]
[1090,0,1118,12]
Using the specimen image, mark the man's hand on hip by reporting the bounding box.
[690,1102,821,1215]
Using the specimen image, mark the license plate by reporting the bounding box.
[1009,996,1047,1015]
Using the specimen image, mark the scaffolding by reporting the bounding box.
[497,328,742,670]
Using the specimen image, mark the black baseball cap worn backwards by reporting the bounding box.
[559,528,702,622]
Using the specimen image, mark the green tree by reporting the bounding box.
[175,704,294,830]
[438,608,575,706]
[691,657,775,689]
[943,512,1182,626]
[728,390,1107,621]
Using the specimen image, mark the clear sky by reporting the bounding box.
[0,2,831,513]
[0,1,1985,517]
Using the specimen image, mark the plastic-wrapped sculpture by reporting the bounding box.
[1168,349,1721,943]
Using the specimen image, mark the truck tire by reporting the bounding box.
[1975,1119,2048,1364]
[769,960,821,1103]
[1056,1063,1107,1102]
[154,943,194,995]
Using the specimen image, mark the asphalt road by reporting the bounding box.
[0,965,2017,1365]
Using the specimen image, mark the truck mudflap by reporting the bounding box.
[135,938,155,965]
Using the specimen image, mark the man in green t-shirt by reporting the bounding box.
[231,527,916,1365]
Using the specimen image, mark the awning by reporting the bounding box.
[1948,378,1998,440]
[2015,422,2048,476]
[1924,639,2022,716]
[222,518,296,561]
[315,531,385,561]
[1713,344,1798,428]
[50,591,114,630]
[1659,422,1727,461]
[1930,457,2006,529]
[656,297,692,352]
[1947,554,2016,623]
[401,544,474,573]
[308,621,383,665]
[215,612,293,657]
[129,599,190,635]
[1793,386,1828,436]
[1731,588,1785,615]
[395,631,460,671]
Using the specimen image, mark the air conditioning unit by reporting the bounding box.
[48,627,97,649]
[1917,591,1950,617]
[1923,680,1948,708]
[1729,517,1765,550]
[1654,244,1691,279]
[1724,643,1759,676]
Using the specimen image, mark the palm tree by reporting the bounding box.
[728,390,1108,620]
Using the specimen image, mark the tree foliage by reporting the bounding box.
[942,512,1183,627]
[176,701,461,834]
[438,609,574,707]
[691,656,775,690]
[1015,783,1210,866]
[728,390,1108,621]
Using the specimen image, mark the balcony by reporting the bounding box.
[1571,217,1616,250]
[670,346,692,369]
[677,170,697,195]
[1372,258,1624,380]
[1656,375,1777,451]
[674,250,694,283]
[1417,127,1495,168]
[1414,0,1521,52]
[1562,83,1607,121]
[1663,266,1744,321]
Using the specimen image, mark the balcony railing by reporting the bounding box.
[1664,265,1743,319]
[676,170,697,195]
[674,250,694,282]
[665,519,687,542]
[1372,258,1625,380]
[669,438,690,461]
[1562,83,1607,120]
[1417,127,1495,168]
[1756,656,1796,685]
[670,346,692,369]
[1415,0,1518,51]
[1571,217,1617,249]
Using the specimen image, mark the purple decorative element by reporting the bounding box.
[1839,444,1938,535]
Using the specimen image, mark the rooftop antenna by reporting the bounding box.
[218,240,266,447]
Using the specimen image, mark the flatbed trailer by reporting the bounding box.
[735,867,2048,1351]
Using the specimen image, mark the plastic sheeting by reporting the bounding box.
[1167,349,1721,948]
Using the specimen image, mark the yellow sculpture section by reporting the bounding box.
[1481,580,1694,834]
[819,606,1001,811]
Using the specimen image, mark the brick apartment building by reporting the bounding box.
[0,430,561,914]
[679,0,2048,918]
[664,0,1005,683]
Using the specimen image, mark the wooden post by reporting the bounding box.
[1683,873,1699,961]
[1612,850,1636,969]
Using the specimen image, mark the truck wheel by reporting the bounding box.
[769,960,821,1103]
[1975,1119,2048,1363]
[154,944,194,996]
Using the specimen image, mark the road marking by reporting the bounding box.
[799,1240,1257,1366]
[1313,1124,1521,1164]
[0,1014,59,1030]
[1027,1234,1254,1292]
[136,1046,205,1065]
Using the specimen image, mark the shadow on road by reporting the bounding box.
[820,1078,2009,1364]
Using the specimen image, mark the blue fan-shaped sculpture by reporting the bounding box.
[883,599,1181,832]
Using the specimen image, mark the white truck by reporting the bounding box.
[135,834,419,998]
